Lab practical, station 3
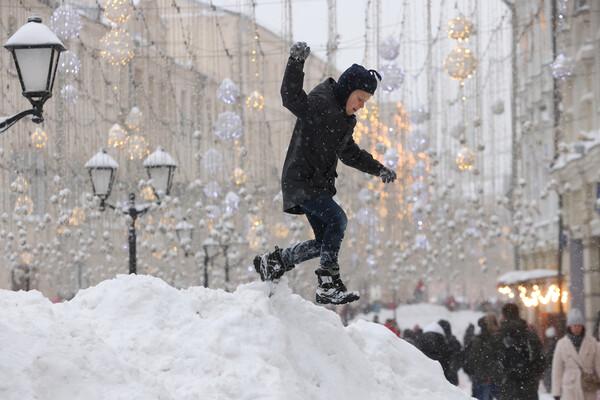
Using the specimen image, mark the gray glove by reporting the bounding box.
[379,167,397,183]
[290,42,310,62]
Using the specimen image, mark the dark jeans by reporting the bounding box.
[281,196,347,274]
[472,382,499,400]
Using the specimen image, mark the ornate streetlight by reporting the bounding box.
[1,17,65,133]
[85,147,177,274]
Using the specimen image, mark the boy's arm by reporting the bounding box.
[337,134,384,175]
[280,42,311,118]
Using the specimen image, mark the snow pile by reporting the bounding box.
[0,275,470,400]
[355,303,484,343]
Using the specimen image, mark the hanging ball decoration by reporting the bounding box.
[125,106,143,131]
[103,0,133,25]
[107,123,127,149]
[58,51,81,78]
[49,4,82,41]
[379,64,405,92]
[125,134,150,160]
[444,46,477,81]
[410,107,429,125]
[456,146,476,171]
[491,100,505,115]
[224,191,240,213]
[11,176,29,194]
[203,181,221,199]
[60,83,79,105]
[15,195,34,216]
[447,14,475,42]
[379,35,400,61]
[31,127,48,150]
[383,147,399,169]
[551,53,575,80]
[408,129,430,153]
[232,167,247,186]
[214,111,243,141]
[100,27,135,66]
[216,78,240,105]
[202,148,224,175]
[246,90,265,111]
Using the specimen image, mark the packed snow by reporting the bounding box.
[0,274,470,400]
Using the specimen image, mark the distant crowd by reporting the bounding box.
[374,303,600,400]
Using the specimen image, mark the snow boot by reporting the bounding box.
[315,269,360,305]
[253,246,294,281]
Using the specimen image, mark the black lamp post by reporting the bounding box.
[1,16,65,133]
[85,147,177,274]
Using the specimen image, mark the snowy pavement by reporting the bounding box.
[0,275,470,400]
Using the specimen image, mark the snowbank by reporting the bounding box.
[0,275,470,400]
[355,303,484,343]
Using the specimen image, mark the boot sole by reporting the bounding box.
[315,293,360,305]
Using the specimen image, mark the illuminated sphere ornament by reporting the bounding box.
[100,28,134,66]
[103,0,133,25]
[31,127,48,149]
[125,106,143,131]
[49,4,82,41]
[383,147,399,169]
[216,78,240,105]
[551,53,575,80]
[246,90,265,111]
[447,15,474,42]
[224,191,240,213]
[379,36,400,61]
[202,148,224,175]
[408,129,430,153]
[214,111,243,141]
[444,46,477,81]
[107,123,127,149]
[58,50,81,78]
[125,134,150,160]
[15,195,34,216]
[203,181,221,199]
[456,146,476,171]
[379,64,405,92]
[232,167,247,186]
[60,83,78,105]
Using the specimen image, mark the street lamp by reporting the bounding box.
[1,16,66,133]
[85,147,177,274]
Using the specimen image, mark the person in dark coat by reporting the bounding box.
[495,303,545,400]
[253,42,396,305]
[417,321,454,385]
[464,313,500,400]
[438,319,462,386]
[542,326,558,393]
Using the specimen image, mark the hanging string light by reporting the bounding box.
[455,146,476,171]
[100,27,134,66]
[246,90,265,111]
[444,46,478,81]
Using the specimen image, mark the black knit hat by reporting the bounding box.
[334,64,381,108]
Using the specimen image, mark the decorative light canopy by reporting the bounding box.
[30,126,48,149]
[4,16,66,112]
[447,15,474,42]
[444,46,477,81]
[85,149,118,204]
[100,27,134,66]
[143,147,177,198]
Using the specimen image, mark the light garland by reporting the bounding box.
[100,27,135,66]
[31,127,48,150]
[103,0,133,25]
[125,134,150,160]
[444,46,478,81]
[498,284,569,308]
[246,90,265,111]
[107,123,127,149]
[447,14,474,42]
[455,146,475,171]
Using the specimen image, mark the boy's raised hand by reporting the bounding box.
[290,42,311,62]
[379,167,397,183]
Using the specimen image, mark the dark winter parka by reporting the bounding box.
[280,58,384,214]
[463,321,497,385]
[494,318,546,400]
[416,331,453,384]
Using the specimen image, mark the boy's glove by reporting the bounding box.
[290,42,311,62]
[379,167,397,183]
